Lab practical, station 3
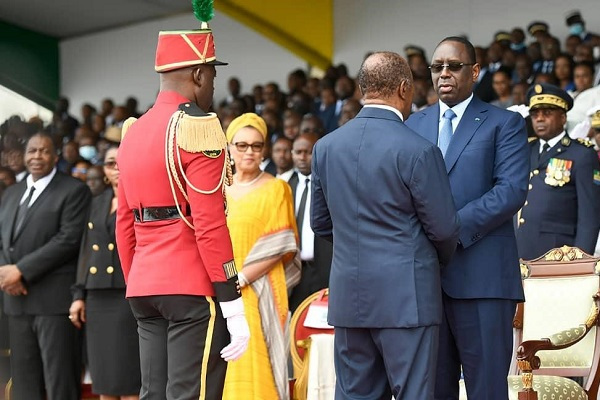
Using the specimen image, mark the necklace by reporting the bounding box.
[234,171,264,187]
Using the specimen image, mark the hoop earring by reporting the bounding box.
[103,176,110,185]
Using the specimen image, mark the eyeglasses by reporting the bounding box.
[104,161,118,169]
[428,62,475,73]
[72,168,87,174]
[233,142,265,153]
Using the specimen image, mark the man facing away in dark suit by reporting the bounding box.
[311,51,460,400]
[406,36,530,400]
[0,132,91,399]
[287,132,333,313]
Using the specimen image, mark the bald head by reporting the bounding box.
[358,52,413,99]
[357,52,414,118]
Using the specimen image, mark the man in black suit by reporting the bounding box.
[288,132,333,313]
[0,132,91,400]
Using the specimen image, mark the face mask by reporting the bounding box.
[510,42,526,52]
[79,145,97,161]
[569,23,584,36]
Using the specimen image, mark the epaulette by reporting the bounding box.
[121,117,138,141]
[528,136,539,143]
[576,138,595,148]
[175,102,227,153]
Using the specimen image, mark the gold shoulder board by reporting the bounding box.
[176,112,227,153]
[576,138,595,148]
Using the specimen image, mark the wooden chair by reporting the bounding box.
[509,246,600,400]
[289,288,334,400]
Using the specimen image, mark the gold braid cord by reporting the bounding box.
[164,110,228,229]
[223,149,233,214]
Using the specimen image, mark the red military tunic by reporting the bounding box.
[116,90,236,299]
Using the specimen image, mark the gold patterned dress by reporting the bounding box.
[223,177,299,400]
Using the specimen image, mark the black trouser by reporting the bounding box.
[128,295,229,400]
[8,315,82,400]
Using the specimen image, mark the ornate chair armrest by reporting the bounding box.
[516,296,599,393]
[518,299,598,370]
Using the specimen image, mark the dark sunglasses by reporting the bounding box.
[428,62,475,73]
[104,161,118,169]
[233,142,265,153]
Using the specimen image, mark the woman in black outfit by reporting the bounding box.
[69,146,140,400]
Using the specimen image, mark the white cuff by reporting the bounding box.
[237,271,249,288]
[219,297,245,319]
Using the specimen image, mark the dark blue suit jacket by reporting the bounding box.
[311,106,460,328]
[406,96,528,302]
[516,137,600,260]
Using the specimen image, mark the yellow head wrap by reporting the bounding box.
[225,113,268,143]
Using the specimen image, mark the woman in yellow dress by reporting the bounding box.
[223,113,300,400]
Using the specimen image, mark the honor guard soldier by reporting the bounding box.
[516,83,600,260]
[115,1,250,399]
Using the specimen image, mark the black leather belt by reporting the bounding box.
[133,205,190,222]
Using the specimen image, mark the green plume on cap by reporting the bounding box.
[192,0,214,23]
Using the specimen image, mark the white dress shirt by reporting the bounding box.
[438,94,474,146]
[295,172,314,261]
[363,104,404,121]
[20,168,57,206]
[277,169,294,182]
[259,158,271,171]
[538,132,566,153]
[15,170,27,183]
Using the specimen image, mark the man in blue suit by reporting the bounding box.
[406,37,529,400]
[311,51,460,400]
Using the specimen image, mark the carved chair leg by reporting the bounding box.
[518,391,538,400]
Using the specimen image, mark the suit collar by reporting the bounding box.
[98,187,115,235]
[438,94,473,126]
[5,183,28,242]
[539,131,566,150]
[288,172,299,203]
[356,106,403,122]
[24,167,57,202]
[443,96,489,173]
[534,134,572,167]
[12,173,62,243]
[411,104,440,145]
[362,104,404,121]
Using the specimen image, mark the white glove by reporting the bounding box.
[219,297,250,361]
